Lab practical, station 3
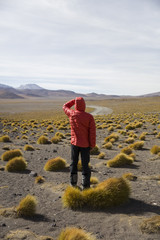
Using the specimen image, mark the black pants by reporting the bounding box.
[70,144,91,187]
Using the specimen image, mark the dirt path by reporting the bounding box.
[88,105,113,115]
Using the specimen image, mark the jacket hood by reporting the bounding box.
[75,97,86,111]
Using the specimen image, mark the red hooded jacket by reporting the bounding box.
[63,97,96,148]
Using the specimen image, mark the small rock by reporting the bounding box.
[1,223,6,227]
[29,171,38,177]
[53,149,57,152]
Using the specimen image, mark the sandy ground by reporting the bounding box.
[0,110,160,239]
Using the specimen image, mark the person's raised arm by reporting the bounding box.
[63,99,75,117]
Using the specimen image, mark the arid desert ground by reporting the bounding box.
[0,97,160,240]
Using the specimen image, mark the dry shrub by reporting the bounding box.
[97,152,105,159]
[51,136,61,144]
[16,195,37,217]
[150,145,160,154]
[37,135,51,144]
[24,144,35,151]
[156,132,160,139]
[5,229,54,240]
[122,172,137,181]
[104,133,119,143]
[5,157,27,172]
[140,215,160,234]
[121,146,133,155]
[46,125,54,131]
[139,133,146,140]
[35,176,45,184]
[0,135,11,142]
[90,177,99,184]
[103,142,112,150]
[125,137,135,144]
[107,153,134,167]
[1,149,23,161]
[44,157,66,171]
[62,177,130,209]
[62,186,85,209]
[90,145,100,155]
[55,132,65,139]
[130,141,144,150]
[125,123,135,130]
[21,135,28,140]
[58,227,96,240]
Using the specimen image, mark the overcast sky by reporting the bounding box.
[0,0,160,95]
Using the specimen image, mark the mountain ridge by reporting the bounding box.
[0,83,160,99]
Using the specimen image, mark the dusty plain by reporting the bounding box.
[0,97,160,240]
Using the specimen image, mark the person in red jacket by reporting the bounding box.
[63,97,96,189]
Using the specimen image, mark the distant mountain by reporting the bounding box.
[140,92,160,97]
[18,84,44,90]
[0,83,14,89]
[0,83,160,99]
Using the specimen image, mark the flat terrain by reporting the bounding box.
[0,97,160,240]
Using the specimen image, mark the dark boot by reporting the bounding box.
[70,173,78,187]
[82,174,90,190]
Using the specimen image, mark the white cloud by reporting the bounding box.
[0,0,160,95]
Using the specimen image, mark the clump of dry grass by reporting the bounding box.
[5,229,54,240]
[97,152,105,159]
[35,176,45,184]
[0,135,11,142]
[51,136,61,144]
[122,172,137,181]
[121,146,133,155]
[125,137,135,144]
[150,145,160,154]
[130,141,144,150]
[5,157,27,172]
[107,153,134,167]
[140,215,160,234]
[37,135,51,144]
[90,145,100,155]
[44,157,66,171]
[62,177,130,209]
[58,227,96,240]
[24,144,35,151]
[90,177,99,184]
[77,160,91,171]
[1,149,23,161]
[16,195,37,217]
[104,133,119,143]
[103,142,113,150]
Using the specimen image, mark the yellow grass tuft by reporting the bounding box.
[37,135,51,144]
[97,152,105,159]
[121,146,133,155]
[0,135,11,142]
[58,227,96,240]
[24,144,35,151]
[150,145,160,154]
[140,215,160,234]
[16,195,37,217]
[51,136,61,144]
[62,186,85,209]
[1,149,23,161]
[90,145,100,155]
[5,157,27,172]
[35,176,45,184]
[62,177,130,209]
[90,177,99,184]
[44,157,66,171]
[122,172,137,181]
[130,141,144,150]
[107,153,134,167]
[103,142,112,149]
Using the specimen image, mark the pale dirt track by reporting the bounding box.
[88,105,113,115]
